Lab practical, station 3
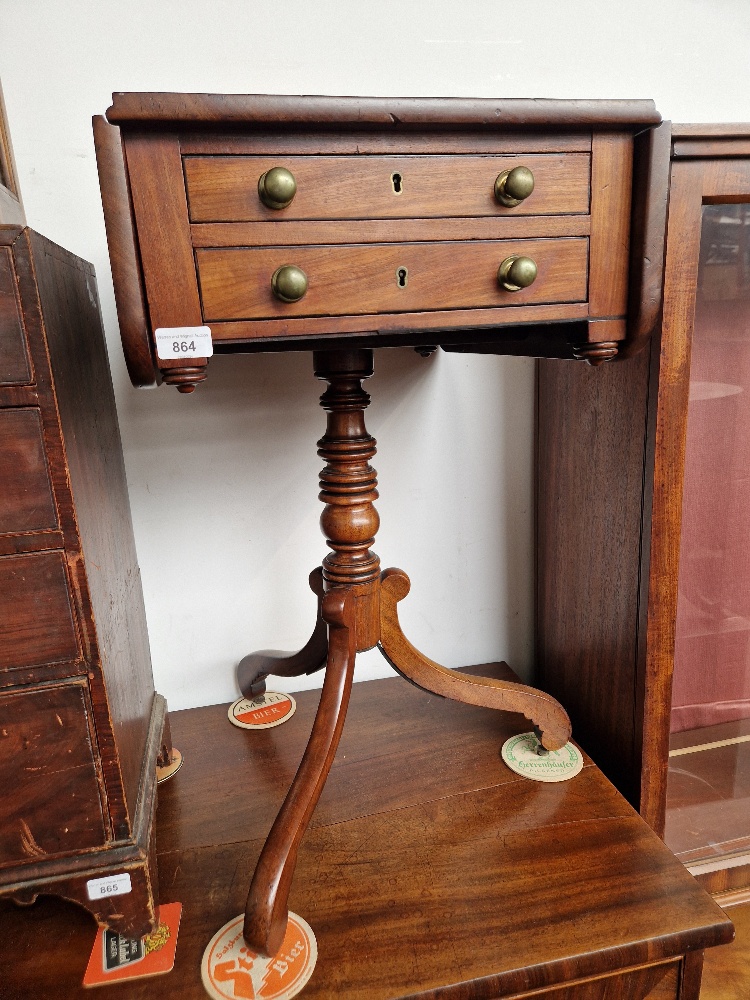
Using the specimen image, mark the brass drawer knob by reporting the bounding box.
[271,264,308,302]
[494,166,535,207]
[258,167,297,209]
[498,255,538,291]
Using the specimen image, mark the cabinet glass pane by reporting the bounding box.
[665,203,750,867]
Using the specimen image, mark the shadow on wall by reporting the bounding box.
[116,345,534,709]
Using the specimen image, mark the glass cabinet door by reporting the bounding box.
[665,202,750,874]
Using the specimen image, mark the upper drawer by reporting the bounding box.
[184,154,591,223]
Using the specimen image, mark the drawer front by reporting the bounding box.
[198,238,588,322]
[0,409,57,535]
[0,247,32,386]
[0,551,79,670]
[0,680,106,865]
[185,153,591,223]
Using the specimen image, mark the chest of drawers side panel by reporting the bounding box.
[25,230,157,836]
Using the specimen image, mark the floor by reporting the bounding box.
[0,668,737,999]
[701,901,750,999]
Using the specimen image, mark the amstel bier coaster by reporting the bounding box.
[228,692,296,730]
[501,731,584,782]
[83,902,182,987]
[201,911,317,1000]
[156,748,183,783]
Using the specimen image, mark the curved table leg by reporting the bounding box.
[237,567,328,698]
[378,568,571,751]
[243,588,356,957]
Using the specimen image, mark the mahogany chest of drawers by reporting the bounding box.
[0,226,167,938]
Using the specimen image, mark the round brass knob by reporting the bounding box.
[258,167,297,209]
[494,166,535,207]
[271,264,308,302]
[497,255,538,292]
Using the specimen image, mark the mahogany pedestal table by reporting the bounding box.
[93,92,672,957]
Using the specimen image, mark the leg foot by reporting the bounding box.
[243,588,357,956]
[378,568,571,751]
[237,568,328,698]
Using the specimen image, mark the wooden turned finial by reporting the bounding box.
[572,341,619,366]
[161,364,209,392]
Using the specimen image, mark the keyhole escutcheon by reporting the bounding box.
[396,267,408,287]
[391,172,403,194]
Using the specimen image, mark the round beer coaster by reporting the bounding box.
[501,732,583,783]
[228,692,296,730]
[201,912,317,1000]
[156,748,183,783]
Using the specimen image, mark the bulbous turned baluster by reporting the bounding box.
[314,349,381,650]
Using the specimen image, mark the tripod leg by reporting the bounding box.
[237,567,328,698]
[378,568,571,751]
[243,588,356,957]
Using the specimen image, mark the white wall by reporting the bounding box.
[2,1,749,711]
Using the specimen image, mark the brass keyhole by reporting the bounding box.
[391,172,403,195]
[397,267,408,287]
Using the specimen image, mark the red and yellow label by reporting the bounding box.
[201,912,317,1000]
[83,902,182,987]
[228,693,296,730]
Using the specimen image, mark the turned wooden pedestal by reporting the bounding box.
[237,348,571,956]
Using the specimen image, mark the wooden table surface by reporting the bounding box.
[0,663,733,999]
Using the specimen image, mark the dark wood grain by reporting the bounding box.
[380,567,571,750]
[0,681,106,863]
[536,346,653,808]
[638,161,705,834]
[623,120,672,357]
[588,132,633,321]
[701,902,750,1000]
[184,153,590,223]
[191,214,591,247]
[92,116,157,388]
[0,664,731,1000]
[197,238,589,322]
[106,93,660,128]
[237,566,327,698]
[0,229,166,937]
[244,588,356,956]
[0,244,31,384]
[0,408,57,533]
[123,133,207,390]
[29,229,156,830]
[205,301,589,345]
[674,138,750,158]
[180,129,593,156]
[0,551,79,669]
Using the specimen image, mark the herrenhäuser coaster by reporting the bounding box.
[228,692,296,730]
[201,911,317,1000]
[156,747,183,783]
[501,731,583,782]
[83,902,182,987]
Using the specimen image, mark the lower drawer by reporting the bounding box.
[0,680,107,867]
[197,238,588,322]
